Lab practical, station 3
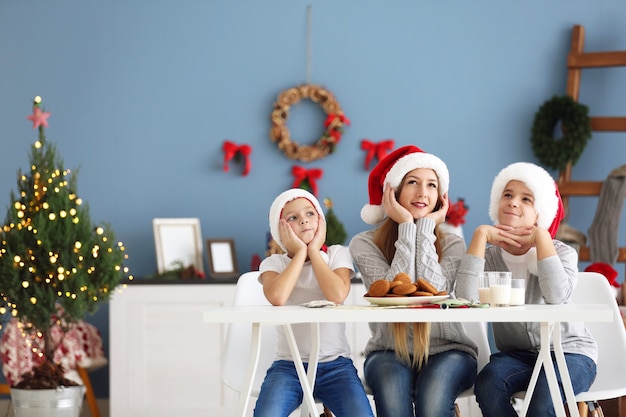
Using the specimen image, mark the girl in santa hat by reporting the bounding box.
[350,145,478,417]
[457,162,597,417]
[255,188,374,417]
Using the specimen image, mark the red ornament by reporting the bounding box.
[222,140,252,176]
[27,106,51,129]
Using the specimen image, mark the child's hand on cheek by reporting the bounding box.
[278,219,306,254]
[308,216,326,253]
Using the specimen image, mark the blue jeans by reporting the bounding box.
[474,350,597,417]
[253,356,374,417]
[364,350,477,417]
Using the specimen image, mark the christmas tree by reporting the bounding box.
[0,97,131,386]
[324,197,347,246]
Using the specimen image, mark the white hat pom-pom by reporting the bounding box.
[361,204,385,225]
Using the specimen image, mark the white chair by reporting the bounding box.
[571,271,626,415]
[222,271,332,417]
[513,271,626,416]
[222,271,273,400]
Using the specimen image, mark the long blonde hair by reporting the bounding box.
[372,176,444,369]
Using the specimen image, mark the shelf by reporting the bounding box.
[578,246,626,263]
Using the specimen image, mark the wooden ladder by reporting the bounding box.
[558,24,626,264]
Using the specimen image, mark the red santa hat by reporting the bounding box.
[269,188,325,252]
[585,262,620,288]
[489,162,565,238]
[361,145,449,224]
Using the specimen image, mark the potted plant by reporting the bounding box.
[0,97,131,416]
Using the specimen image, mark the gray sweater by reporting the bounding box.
[456,241,598,363]
[349,218,478,359]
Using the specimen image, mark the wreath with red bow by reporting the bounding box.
[270,84,350,163]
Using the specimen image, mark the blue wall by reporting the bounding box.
[1,0,626,398]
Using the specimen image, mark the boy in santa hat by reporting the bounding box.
[256,188,373,417]
[350,145,478,417]
[456,162,597,417]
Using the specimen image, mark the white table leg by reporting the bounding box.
[540,322,568,417]
[239,323,262,417]
[300,323,321,417]
[552,322,579,417]
[519,323,550,417]
[284,324,318,415]
[518,322,578,417]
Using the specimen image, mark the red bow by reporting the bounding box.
[222,141,252,176]
[292,165,323,197]
[323,113,351,128]
[361,139,395,170]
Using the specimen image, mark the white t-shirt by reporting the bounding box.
[258,245,354,362]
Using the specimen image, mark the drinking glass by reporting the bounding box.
[510,278,526,306]
[487,272,512,307]
[478,273,491,304]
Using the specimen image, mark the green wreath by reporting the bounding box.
[530,95,592,171]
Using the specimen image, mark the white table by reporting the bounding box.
[204,304,612,417]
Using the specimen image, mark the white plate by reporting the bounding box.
[364,295,450,306]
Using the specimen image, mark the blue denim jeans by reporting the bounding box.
[474,350,597,417]
[363,350,477,417]
[253,356,374,417]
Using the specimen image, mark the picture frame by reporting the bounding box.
[153,218,205,275]
[206,238,238,278]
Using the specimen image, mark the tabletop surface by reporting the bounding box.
[203,303,613,324]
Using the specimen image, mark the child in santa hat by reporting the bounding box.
[255,188,373,417]
[350,145,478,417]
[456,162,597,417]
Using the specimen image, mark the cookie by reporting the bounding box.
[368,279,391,297]
[410,290,434,297]
[417,278,438,294]
[393,272,412,284]
[392,283,417,295]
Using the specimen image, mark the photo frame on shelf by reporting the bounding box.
[153,218,205,275]
[206,238,238,278]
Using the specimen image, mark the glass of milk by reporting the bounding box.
[510,278,526,306]
[487,272,512,307]
[478,273,492,304]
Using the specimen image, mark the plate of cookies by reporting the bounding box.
[363,273,450,306]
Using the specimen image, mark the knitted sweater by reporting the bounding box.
[456,241,598,363]
[349,218,478,359]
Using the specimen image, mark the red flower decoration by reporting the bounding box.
[446,198,469,227]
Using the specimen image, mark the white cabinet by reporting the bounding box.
[109,282,372,417]
[109,283,238,417]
